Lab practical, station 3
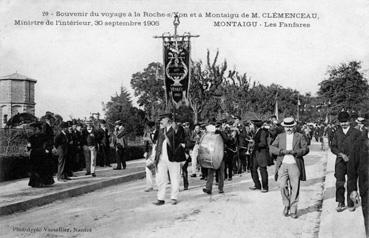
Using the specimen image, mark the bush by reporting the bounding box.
[0,145,145,182]
[0,154,58,182]
[0,154,30,181]
[125,145,145,161]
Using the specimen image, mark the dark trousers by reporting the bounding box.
[57,147,67,179]
[358,167,368,236]
[224,152,233,179]
[335,160,354,207]
[99,144,110,166]
[201,166,208,179]
[239,149,247,173]
[206,160,225,192]
[233,153,239,174]
[246,154,252,171]
[182,160,189,189]
[251,160,268,190]
[65,146,74,176]
[70,146,83,171]
[75,149,85,171]
[361,192,369,237]
[116,145,126,169]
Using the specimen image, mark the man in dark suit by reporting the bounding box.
[249,120,270,193]
[97,120,111,167]
[348,122,369,236]
[54,122,70,182]
[331,111,362,212]
[270,117,309,219]
[113,121,128,170]
[153,113,186,206]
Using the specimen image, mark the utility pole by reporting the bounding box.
[297,94,300,122]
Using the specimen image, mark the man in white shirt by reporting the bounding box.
[270,117,309,219]
[153,113,186,206]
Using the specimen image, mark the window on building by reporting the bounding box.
[3,114,8,123]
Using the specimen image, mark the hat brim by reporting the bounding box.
[281,122,297,127]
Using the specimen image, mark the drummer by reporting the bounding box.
[203,119,226,195]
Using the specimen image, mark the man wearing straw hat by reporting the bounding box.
[270,117,309,218]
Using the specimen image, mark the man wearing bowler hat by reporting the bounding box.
[330,111,361,212]
[153,113,186,205]
[270,117,309,218]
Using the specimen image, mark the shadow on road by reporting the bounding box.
[301,176,325,187]
[323,186,336,200]
[298,203,321,217]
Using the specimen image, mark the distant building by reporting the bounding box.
[0,73,37,128]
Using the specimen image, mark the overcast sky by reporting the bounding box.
[1,0,368,119]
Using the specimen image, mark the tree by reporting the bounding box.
[105,87,147,137]
[105,87,133,128]
[130,62,166,120]
[318,61,369,114]
[189,50,228,123]
[221,70,251,117]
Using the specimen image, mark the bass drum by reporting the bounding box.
[198,132,224,170]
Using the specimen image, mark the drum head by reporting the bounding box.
[198,133,224,169]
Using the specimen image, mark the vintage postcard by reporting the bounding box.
[0,0,368,237]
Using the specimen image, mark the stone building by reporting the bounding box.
[0,73,37,128]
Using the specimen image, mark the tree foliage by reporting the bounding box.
[318,61,369,114]
[130,62,166,120]
[128,52,368,125]
[189,50,228,123]
[105,87,146,136]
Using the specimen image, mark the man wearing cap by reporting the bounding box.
[270,117,309,218]
[249,119,270,193]
[330,111,362,212]
[113,120,128,170]
[54,122,71,182]
[153,113,186,205]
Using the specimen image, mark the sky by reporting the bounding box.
[0,0,368,119]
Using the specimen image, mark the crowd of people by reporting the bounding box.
[142,111,368,235]
[27,114,129,187]
[25,110,369,235]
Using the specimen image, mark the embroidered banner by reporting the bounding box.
[163,38,190,108]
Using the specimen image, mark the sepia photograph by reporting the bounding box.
[0,0,368,237]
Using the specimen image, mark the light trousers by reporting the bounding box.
[190,144,199,175]
[145,167,156,189]
[156,155,181,201]
[84,145,97,173]
[278,163,300,213]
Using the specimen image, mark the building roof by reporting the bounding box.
[0,73,37,82]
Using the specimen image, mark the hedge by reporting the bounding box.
[0,145,145,182]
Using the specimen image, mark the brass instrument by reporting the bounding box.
[245,137,254,155]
